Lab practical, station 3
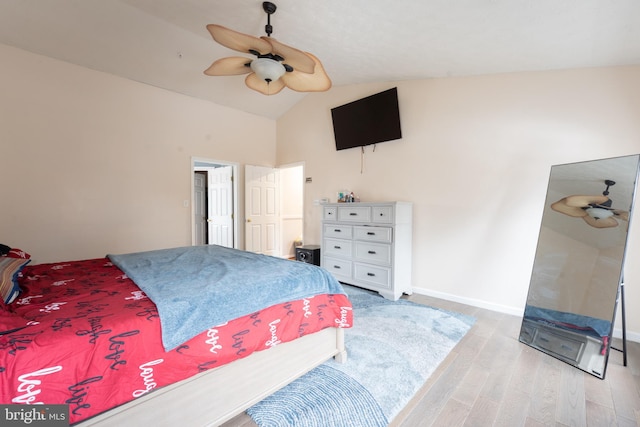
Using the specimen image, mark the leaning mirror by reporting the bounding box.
[519,154,640,378]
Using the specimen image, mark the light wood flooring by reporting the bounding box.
[222,293,640,427]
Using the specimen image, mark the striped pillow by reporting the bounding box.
[0,257,30,304]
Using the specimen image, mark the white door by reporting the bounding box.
[194,172,207,245]
[192,158,238,249]
[208,166,234,247]
[245,165,279,256]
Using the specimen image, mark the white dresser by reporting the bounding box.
[321,201,412,300]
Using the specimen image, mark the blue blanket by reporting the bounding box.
[108,245,346,351]
[523,305,611,339]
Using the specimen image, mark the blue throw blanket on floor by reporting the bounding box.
[108,245,346,351]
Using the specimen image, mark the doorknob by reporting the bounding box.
[207,219,213,223]
[247,219,252,222]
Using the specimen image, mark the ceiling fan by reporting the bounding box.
[550,179,629,228]
[204,1,331,95]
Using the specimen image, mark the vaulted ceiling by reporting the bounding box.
[1,0,638,119]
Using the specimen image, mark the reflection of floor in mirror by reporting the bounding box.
[222,293,640,427]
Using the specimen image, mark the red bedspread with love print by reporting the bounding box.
[0,258,353,425]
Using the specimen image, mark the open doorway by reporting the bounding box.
[279,163,304,259]
[191,157,239,249]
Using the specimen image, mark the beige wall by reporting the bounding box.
[0,43,276,263]
[276,66,640,339]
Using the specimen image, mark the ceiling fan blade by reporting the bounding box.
[550,194,611,218]
[207,24,272,55]
[613,210,630,221]
[261,37,316,74]
[204,57,252,76]
[245,73,286,95]
[281,52,332,92]
[563,195,610,208]
[550,199,588,217]
[582,215,619,228]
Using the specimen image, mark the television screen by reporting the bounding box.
[331,87,402,151]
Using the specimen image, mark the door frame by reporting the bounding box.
[190,157,239,249]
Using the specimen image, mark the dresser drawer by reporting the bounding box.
[533,327,585,362]
[323,238,353,258]
[323,206,337,221]
[337,206,371,222]
[372,205,394,223]
[323,224,353,239]
[322,256,352,279]
[354,226,392,243]
[354,263,391,289]
[354,241,391,265]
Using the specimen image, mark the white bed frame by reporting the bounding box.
[78,327,346,427]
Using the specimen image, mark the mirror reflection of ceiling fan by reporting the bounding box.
[551,179,630,228]
[203,1,331,95]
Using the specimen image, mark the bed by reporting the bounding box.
[0,245,353,426]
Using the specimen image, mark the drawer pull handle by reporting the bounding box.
[334,246,341,249]
[367,232,375,235]
[334,265,341,269]
[349,213,357,216]
[368,250,376,254]
[367,272,376,277]
[334,229,341,232]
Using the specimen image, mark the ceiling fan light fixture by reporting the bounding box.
[585,207,614,220]
[250,57,286,83]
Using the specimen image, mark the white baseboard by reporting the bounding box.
[411,286,639,343]
[611,328,640,343]
[411,286,524,317]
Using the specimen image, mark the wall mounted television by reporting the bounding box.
[331,87,402,151]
